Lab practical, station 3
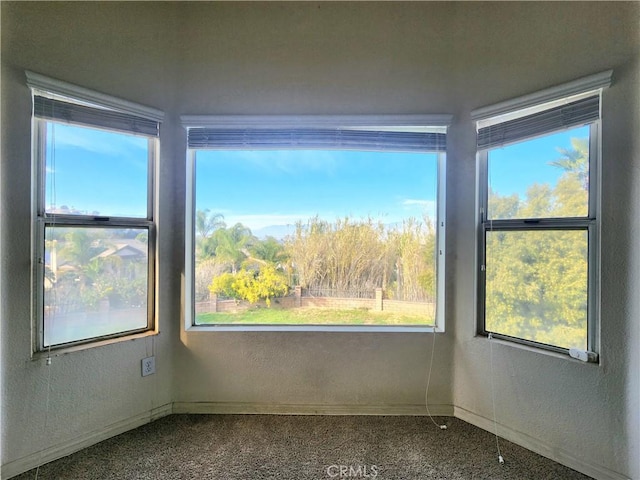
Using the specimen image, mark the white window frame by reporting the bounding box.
[473,70,612,358]
[182,114,450,333]
[27,71,164,353]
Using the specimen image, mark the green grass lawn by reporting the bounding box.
[196,307,432,326]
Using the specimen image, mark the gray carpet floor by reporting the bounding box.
[13,414,592,480]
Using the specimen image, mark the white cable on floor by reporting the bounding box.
[425,325,447,430]
[488,333,504,464]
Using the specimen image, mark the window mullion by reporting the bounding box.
[32,119,46,352]
[483,218,592,230]
[33,217,46,352]
[185,149,196,329]
[147,137,157,221]
[34,119,47,218]
[435,152,447,330]
[476,149,489,338]
[147,222,157,332]
[42,215,154,228]
[587,221,600,355]
[588,121,600,219]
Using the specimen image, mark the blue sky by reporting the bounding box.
[488,125,589,197]
[44,123,148,217]
[195,149,438,234]
[44,122,588,233]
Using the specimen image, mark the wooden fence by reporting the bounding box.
[195,286,434,316]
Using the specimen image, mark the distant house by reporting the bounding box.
[95,241,148,262]
[93,240,148,279]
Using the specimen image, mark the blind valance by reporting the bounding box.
[187,127,446,152]
[34,95,159,137]
[477,95,599,150]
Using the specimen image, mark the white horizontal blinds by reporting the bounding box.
[477,95,600,150]
[33,95,159,137]
[188,128,446,152]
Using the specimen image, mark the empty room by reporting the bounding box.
[1,2,639,479]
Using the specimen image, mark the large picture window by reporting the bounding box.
[474,71,611,356]
[29,72,162,350]
[184,116,448,330]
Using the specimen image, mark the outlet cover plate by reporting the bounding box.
[142,356,155,376]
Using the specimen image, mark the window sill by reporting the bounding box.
[477,333,599,365]
[185,324,442,333]
[31,329,159,361]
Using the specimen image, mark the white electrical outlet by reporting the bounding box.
[141,356,155,376]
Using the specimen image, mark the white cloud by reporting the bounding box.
[402,199,431,207]
[399,198,437,220]
[50,123,147,160]
[224,213,313,230]
[231,150,338,176]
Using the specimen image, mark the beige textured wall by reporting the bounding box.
[446,6,639,479]
[0,2,182,476]
[1,2,639,479]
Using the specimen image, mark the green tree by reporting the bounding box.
[60,229,105,266]
[550,137,589,190]
[48,229,111,311]
[136,231,148,244]
[214,223,254,273]
[48,229,149,311]
[249,236,288,265]
[196,209,226,239]
[488,190,520,219]
[485,137,590,349]
[195,210,226,260]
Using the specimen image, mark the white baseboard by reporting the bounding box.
[2,404,172,480]
[172,401,454,417]
[453,406,630,480]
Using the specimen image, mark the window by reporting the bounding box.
[28,71,163,350]
[184,116,449,330]
[474,70,612,356]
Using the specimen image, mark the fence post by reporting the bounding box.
[294,286,302,308]
[210,292,218,313]
[375,288,383,311]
